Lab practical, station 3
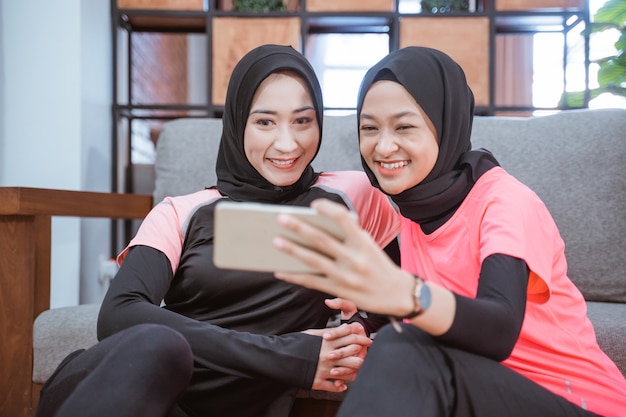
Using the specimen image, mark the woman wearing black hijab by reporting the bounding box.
[274,46,626,416]
[34,45,400,417]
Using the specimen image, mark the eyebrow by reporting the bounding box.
[249,106,316,116]
[360,110,417,121]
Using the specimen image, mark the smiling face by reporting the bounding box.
[359,80,439,195]
[243,72,320,187]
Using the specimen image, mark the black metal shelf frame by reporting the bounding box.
[109,0,589,253]
[110,0,590,189]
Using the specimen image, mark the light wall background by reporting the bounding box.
[0,0,112,307]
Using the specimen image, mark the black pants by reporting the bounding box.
[337,324,602,417]
[35,324,193,417]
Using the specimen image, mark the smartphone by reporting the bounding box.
[213,200,351,273]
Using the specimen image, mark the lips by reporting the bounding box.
[378,161,409,170]
[268,158,298,168]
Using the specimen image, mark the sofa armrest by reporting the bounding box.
[0,187,152,417]
[0,186,152,218]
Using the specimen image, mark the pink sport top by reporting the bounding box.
[400,167,626,416]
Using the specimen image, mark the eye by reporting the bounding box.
[255,118,273,127]
[360,125,377,132]
[397,125,413,131]
[294,116,312,125]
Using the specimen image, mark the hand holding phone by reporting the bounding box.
[213,201,350,273]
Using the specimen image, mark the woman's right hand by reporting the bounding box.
[276,199,455,336]
[274,199,415,317]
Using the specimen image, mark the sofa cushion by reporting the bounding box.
[586,301,626,376]
[470,109,626,303]
[153,118,223,204]
[33,304,100,384]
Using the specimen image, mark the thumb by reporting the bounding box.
[325,297,346,310]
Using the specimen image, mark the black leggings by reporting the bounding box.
[337,324,602,417]
[35,324,193,417]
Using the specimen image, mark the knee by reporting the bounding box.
[129,324,193,382]
[368,324,447,373]
[364,324,454,398]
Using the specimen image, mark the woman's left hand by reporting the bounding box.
[304,322,371,392]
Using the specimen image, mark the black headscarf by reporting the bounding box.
[357,46,499,226]
[216,44,324,203]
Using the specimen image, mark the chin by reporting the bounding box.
[378,180,409,196]
[272,174,302,187]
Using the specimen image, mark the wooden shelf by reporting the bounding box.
[400,16,491,107]
[211,16,301,106]
[117,0,206,10]
[118,10,206,31]
[306,0,394,12]
[496,0,585,11]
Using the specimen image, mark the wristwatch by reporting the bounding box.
[403,275,431,319]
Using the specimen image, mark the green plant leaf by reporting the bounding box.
[594,0,626,25]
[616,31,626,51]
[597,61,626,87]
[233,0,285,12]
[564,0,626,106]
[558,87,625,107]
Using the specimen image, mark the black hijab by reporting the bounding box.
[357,46,499,227]
[216,44,324,203]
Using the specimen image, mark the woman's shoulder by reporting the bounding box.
[473,167,538,201]
[159,188,222,206]
[468,167,554,228]
[150,188,224,220]
[315,170,386,201]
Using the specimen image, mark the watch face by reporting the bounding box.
[420,283,432,311]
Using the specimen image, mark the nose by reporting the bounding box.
[375,129,399,157]
[273,125,298,153]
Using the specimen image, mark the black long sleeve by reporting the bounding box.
[97,245,321,389]
[435,253,529,361]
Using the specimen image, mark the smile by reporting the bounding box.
[269,158,297,166]
[379,161,409,170]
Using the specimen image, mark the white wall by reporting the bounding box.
[0,0,112,308]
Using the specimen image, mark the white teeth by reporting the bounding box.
[380,161,408,170]
[271,159,295,165]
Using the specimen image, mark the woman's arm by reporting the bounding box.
[273,199,529,360]
[431,254,528,361]
[98,245,322,389]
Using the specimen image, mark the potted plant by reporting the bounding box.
[233,0,285,12]
[420,0,471,13]
[560,0,626,107]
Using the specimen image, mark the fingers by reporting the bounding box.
[324,297,343,310]
[327,345,369,363]
[310,199,358,233]
[313,356,364,392]
[325,298,358,319]
[317,354,366,391]
[273,233,334,275]
[275,200,357,260]
[328,365,359,381]
[320,323,369,346]
[312,322,371,393]
[313,378,348,393]
[274,218,339,265]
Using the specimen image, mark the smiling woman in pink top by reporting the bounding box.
[34,44,401,417]
[274,46,626,416]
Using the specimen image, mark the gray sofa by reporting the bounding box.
[32,109,626,409]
